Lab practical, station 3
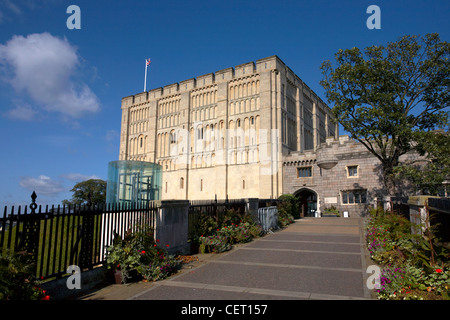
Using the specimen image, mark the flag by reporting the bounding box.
[146,58,151,66]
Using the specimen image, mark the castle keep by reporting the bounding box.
[119,55,387,217]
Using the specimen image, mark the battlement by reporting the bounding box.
[121,55,328,110]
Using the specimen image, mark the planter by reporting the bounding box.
[108,269,142,284]
[107,269,123,284]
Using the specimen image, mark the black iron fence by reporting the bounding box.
[1,193,281,280]
[0,192,157,280]
[188,198,247,240]
[187,198,280,240]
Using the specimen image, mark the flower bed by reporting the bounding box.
[105,229,181,284]
[0,250,50,300]
[365,211,450,300]
[199,221,262,254]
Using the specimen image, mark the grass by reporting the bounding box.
[1,213,103,279]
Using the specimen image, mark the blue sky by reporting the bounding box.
[0,0,449,207]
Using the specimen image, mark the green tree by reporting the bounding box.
[62,179,107,207]
[320,33,449,195]
[394,130,450,195]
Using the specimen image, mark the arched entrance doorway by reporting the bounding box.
[295,189,317,218]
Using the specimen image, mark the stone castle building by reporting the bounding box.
[119,55,390,217]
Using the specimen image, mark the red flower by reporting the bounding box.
[41,295,50,300]
[166,244,169,247]
[436,268,443,273]
[141,250,146,254]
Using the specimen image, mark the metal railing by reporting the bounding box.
[0,193,157,280]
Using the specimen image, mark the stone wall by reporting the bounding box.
[283,136,385,217]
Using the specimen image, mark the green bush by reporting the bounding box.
[218,221,262,244]
[278,194,299,220]
[0,251,49,300]
[198,212,263,254]
[199,235,232,254]
[190,209,261,247]
[105,229,181,283]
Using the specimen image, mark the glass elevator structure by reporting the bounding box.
[106,160,162,205]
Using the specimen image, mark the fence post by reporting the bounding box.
[408,196,430,235]
[21,191,41,265]
[155,200,190,255]
[78,205,96,270]
[245,198,260,221]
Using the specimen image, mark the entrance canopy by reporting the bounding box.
[106,160,162,205]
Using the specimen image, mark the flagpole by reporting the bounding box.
[144,59,148,92]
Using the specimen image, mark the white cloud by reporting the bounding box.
[0,32,100,118]
[4,102,38,121]
[19,175,65,196]
[61,173,101,182]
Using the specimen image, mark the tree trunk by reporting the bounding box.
[382,162,397,196]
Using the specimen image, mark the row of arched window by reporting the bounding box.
[229,77,260,100]
[130,121,149,135]
[191,88,217,108]
[159,113,181,128]
[158,97,181,116]
[281,111,297,149]
[192,105,216,122]
[229,97,260,115]
[130,106,149,122]
[156,115,261,161]
[128,134,148,156]
[156,147,261,172]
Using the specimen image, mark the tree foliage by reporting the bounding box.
[320,33,449,195]
[394,130,450,195]
[62,179,106,207]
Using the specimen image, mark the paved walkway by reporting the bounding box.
[79,217,374,300]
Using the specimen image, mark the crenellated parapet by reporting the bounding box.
[121,55,330,112]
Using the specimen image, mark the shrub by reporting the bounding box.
[199,235,231,254]
[198,215,263,254]
[105,229,181,283]
[218,222,262,244]
[137,251,181,282]
[190,209,262,250]
[0,251,49,300]
[278,194,299,220]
